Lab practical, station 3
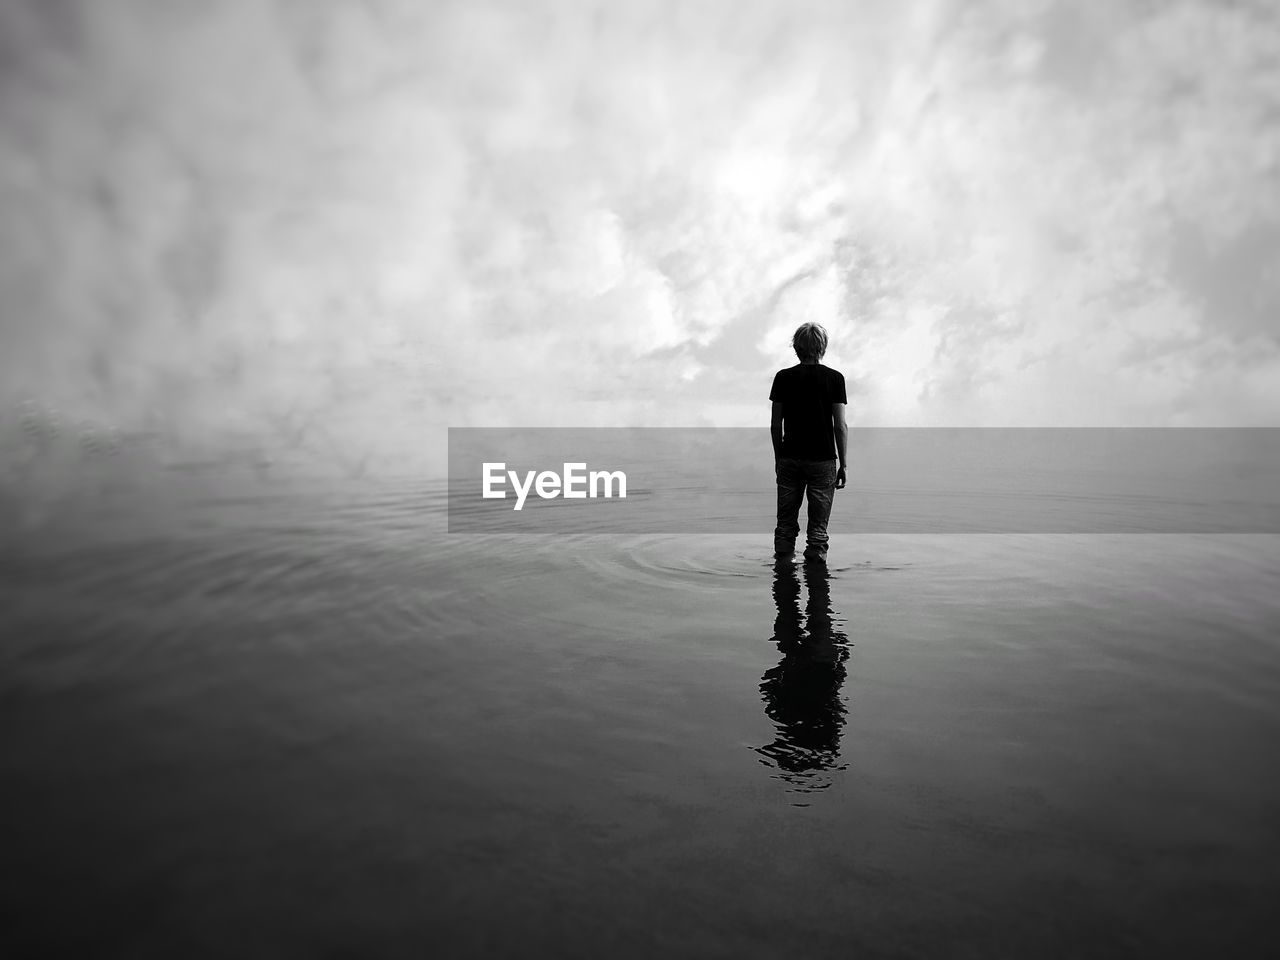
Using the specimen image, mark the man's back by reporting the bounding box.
[769,363,847,461]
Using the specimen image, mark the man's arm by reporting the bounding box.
[771,401,784,460]
[833,402,848,489]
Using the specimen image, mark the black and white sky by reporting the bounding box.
[2,0,1278,473]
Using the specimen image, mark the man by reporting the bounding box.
[769,322,848,562]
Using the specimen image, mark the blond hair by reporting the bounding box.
[792,322,828,361]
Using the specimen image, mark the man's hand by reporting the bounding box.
[836,466,847,489]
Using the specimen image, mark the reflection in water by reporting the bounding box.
[756,559,851,802]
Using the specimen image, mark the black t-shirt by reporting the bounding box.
[769,363,847,461]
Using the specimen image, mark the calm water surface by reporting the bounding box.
[3,474,1279,958]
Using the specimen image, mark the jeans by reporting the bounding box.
[774,457,839,560]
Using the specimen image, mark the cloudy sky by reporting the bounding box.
[2,0,1278,476]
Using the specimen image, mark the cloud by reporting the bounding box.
[1,0,1277,485]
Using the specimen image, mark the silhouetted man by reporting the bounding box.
[769,322,848,561]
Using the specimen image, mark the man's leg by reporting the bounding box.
[774,458,803,557]
[802,459,839,562]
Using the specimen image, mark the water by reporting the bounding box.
[3,472,1279,957]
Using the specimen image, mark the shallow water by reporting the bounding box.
[3,474,1279,957]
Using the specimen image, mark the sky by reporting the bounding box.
[1,0,1278,478]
